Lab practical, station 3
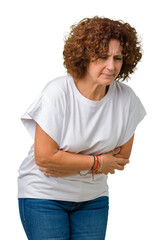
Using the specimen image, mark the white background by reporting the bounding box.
[0,0,164,239]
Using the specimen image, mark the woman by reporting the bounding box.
[18,16,146,240]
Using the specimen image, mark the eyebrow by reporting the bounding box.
[106,53,123,56]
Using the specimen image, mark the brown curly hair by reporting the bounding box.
[63,16,142,81]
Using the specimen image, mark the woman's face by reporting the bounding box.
[86,39,123,86]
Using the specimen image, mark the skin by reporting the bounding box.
[39,135,134,177]
[74,39,123,101]
[36,39,134,177]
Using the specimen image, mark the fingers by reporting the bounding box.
[45,172,57,177]
[39,167,57,177]
[39,167,47,172]
[117,158,130,165]
[114,158,129,170]
[109,147,121,156]
[39,167,54,174]
[109,169,115,174]
[116,157,131,171]
[116,165,124,170]
[39,167,74,178]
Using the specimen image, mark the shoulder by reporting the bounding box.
[114,81,146,117]
[41,75,69,106]
[115,81,135,96]
[42,75,68,95]
[114,81,138,104]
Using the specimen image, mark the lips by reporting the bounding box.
[101,73,115,78]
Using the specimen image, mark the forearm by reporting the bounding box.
[36,149,94,172]
[113,135,134,160]
[38,147,130,177]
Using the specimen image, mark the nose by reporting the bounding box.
[106,58,115,71]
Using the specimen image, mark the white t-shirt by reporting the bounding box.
[18,74,146,202]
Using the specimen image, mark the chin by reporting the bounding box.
[101,78,115,86]
[100,74,116,82]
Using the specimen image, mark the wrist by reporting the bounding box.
[97,155,103,172]
[80,155,95,176]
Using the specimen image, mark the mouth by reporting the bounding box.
[101,73,115,78]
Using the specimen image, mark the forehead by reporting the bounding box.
[107,39,123,55]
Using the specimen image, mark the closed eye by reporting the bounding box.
[114,56,123,61]
[99,55,123,61]
[99,55,108,60]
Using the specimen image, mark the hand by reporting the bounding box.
[100,148,129,175]
[39,167,78,178]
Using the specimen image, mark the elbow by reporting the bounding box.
[35,156,46,167]
[115,152,131,159]
[35,151,59,168]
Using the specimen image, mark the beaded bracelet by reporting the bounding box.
[93,155,99,171]
[91,155,96,180]
[80,155,101,180]
[80,155,95,176]
[97,155,103,172]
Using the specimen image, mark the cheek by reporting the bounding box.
[96,63,105,72]
[88,61,105,76]
[117,62,123,72]
[91,66,103,75]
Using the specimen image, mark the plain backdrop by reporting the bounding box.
[0,0,164,239]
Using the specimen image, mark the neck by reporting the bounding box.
[74,78,109,101]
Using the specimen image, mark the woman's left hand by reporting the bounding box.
[39,167,78,178]
[39,167,115,178]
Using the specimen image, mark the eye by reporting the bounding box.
[99,55,108,60]
[115,56,122,61]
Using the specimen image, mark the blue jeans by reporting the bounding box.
[18,196,109,240]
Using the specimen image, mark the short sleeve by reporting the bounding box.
[118,90,146,146]
[21,93,63,146]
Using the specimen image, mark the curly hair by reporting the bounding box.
[63,16,142,81]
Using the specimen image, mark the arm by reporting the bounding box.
[100,134,135,174]
[35,123,94,173]
[115,134,134,159]
[35,123,130,177]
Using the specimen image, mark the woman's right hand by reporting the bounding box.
[100,148,129,175]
